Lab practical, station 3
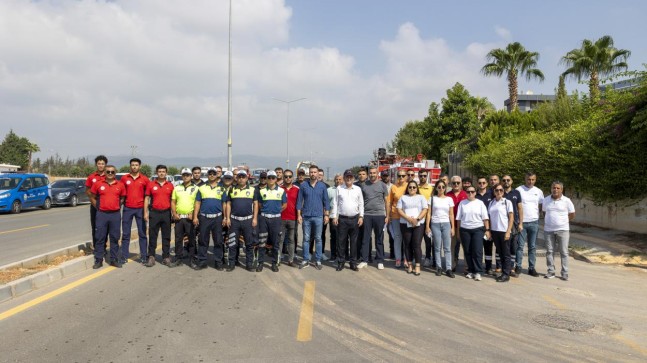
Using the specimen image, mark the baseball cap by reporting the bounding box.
[267,170,277,178]
[181,168,192,175]
[237,170,248,176]
[223,171,234,178]
[381,170,389,177]
[343,169,354,177]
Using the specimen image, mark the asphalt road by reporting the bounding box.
[1,247,646,362]
[0,204,91,266]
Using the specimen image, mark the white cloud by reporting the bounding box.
[495,25,512,41]
[0,1,511,170]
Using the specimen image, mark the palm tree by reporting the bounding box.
[561,35,630,103]
[481,42,545,111]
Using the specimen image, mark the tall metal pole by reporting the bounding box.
[227,0,233,170]
[272,97,306,170]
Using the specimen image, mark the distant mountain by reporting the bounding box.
[96,153,369,176]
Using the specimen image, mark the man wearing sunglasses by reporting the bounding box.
[224,170,259,272]
[257,171,287,272]
[170,168,199,267]
[502,174,524,277]
[447,176,468,272]
[192,167,228,270]
[85,155,108,252]
[89,165,126,269]
[280,169,300,267]
[475,176,495,274]
[144,165,175,268]
[387,170,408,267]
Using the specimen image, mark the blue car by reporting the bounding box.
[0,173,52,214]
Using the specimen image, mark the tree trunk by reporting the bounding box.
[589,71,600,104]
[508,71,518,111]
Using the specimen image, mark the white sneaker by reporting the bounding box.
[465,273,473,279]
[321,254,329,261]
[377,263,384,270]
[357,262,367,269]
[474,273,482,281]
[423,258,431,267]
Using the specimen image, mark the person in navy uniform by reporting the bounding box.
[192,167,229,270]
[257,171,287,272]
[224,170,259,272]
[89,165,125,269]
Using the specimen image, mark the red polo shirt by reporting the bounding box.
[281,184,300,221]
[121,173,150,208]
[91,180,126,212]
[447,189,468,219]
[85,171,105,189]
[146,180,174,211]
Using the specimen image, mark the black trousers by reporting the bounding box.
[174,218,195,259]
[258,215,282,264]
[492,231,512,276]
[229,217,254,267]
[198,215,224,264]
[401,224,423,266]
[329,220,337,259]
[148,209,171,259]
[336,215,359,264]
[90,204,98,249]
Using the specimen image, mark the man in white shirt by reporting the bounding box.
[543,181,575,281]
[331,169,364,271]
[515,172,544,277]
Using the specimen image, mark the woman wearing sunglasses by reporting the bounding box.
[456,187,490,281]
[488,183,514,282]
[396,181,428,275]
[426,180,455,277]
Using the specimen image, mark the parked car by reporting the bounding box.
[51,179,89,207]
[0,173,52,214]
[115,173,128,181]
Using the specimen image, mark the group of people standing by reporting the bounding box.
[85,155,575,282]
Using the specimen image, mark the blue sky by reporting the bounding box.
[1,0,645,171]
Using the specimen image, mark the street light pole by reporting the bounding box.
[272,97,306,170]
[227,0,233,170]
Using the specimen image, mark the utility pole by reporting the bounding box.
[130,145,137,157]
[227,0,233,170]
[272,97,306,170]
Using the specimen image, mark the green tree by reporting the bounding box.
[393,120,428,158]
[119,165,130,173]
[141,164,153,177]
[556,74,567,101]
[561,35,630,104]
[0,130,40,170]
[481,42,545,111]
[168,166,180,176]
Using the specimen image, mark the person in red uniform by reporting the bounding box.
[280,169,300,267]
[120,158,150,265]
[89,165,125,269]
[143,165,175,267]
[447,175,468,272]
[85,155,108,251]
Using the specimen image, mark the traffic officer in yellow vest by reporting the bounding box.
[192,167,228,270]
[171,168,199,267]
[257,170,287,272]
[224,170,259,272]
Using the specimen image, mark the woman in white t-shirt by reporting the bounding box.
[397,181,428,276]
[425,180,455,277]
[456,187,490,281]
[487,183,514,283]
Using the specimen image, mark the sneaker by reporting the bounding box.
[544,272,555,279]
[561,274,569,281]
[377,263,384,270]
[465,273,473,279]
[299,261,309,269]
[445,269,455,278]
[315,262,323,270]
[474,273,482,281]
[423,258,431,267]
[357,262,367,269]
[528,268,539,277]
[321,254,329,261]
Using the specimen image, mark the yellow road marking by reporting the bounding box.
[296,280,316,342]
[0,266,115,322]
[0,224,49,235]
[542,295,567,310]
[613,335,647,356]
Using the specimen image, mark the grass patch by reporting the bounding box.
[0,251,87,284]
[569,243,588,252]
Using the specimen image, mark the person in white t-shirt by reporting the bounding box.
[487,184,514,283]
[397,181,428,276]
[543,181,575,281]
[425,180,455,278]
[515,172,544,277]
[456,187,490,281]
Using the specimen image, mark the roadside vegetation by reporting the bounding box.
[391,35,646,203]
[0,251,87,284]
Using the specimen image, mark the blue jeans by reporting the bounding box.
[432,222,452,270]
[517,220,539,269]
[302,216,323,262]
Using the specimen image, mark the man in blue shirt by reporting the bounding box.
[192,167,228,270]
[224,170,259,272]
[257,171,287,272]
[296,165,330,270]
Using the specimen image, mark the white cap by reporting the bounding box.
[223,171,234,178]
[267,170,277,177]
[237,170,248,176]
[181,168,192,175]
